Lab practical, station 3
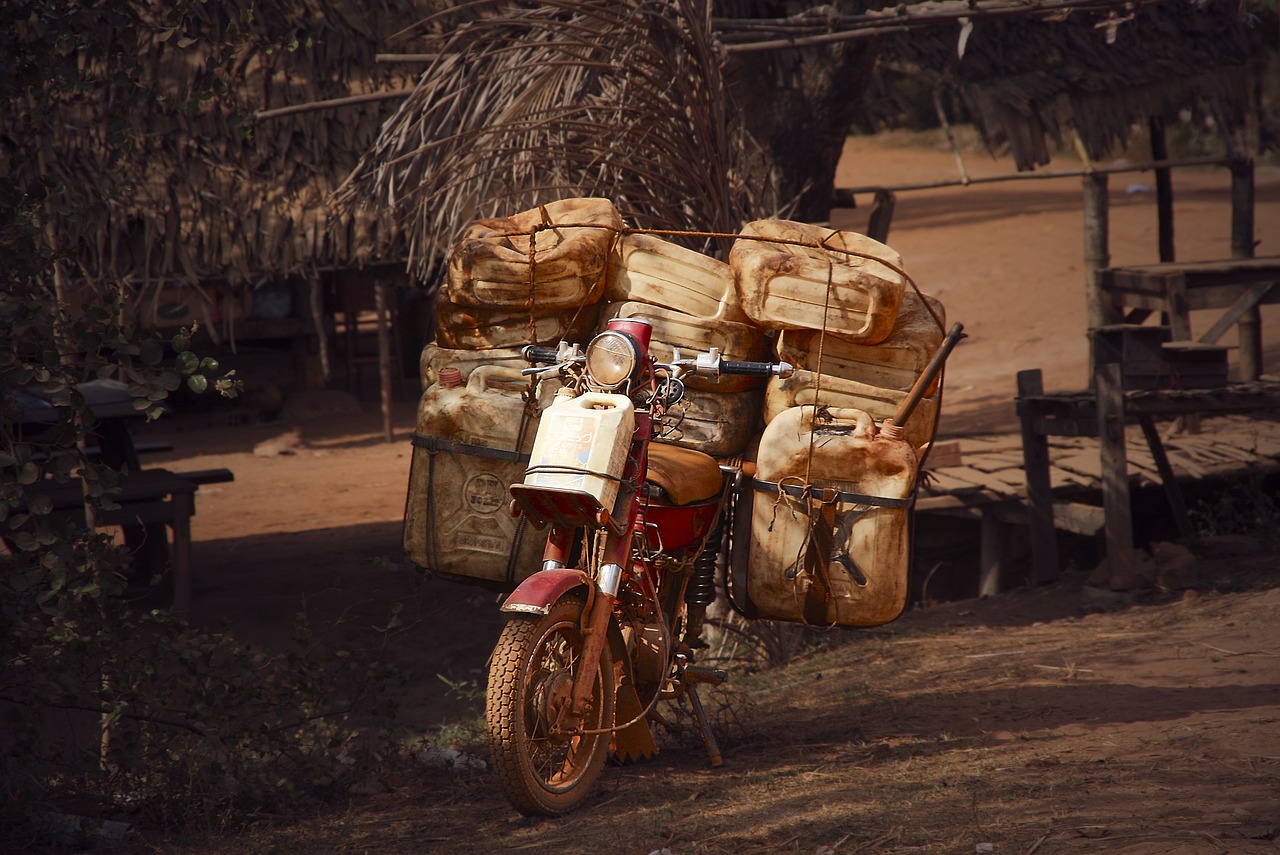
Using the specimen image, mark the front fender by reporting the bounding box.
[500,568,592,616]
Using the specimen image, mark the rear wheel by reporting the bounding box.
[486,595,615,815]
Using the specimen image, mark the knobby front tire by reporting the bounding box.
[486,595,616,816]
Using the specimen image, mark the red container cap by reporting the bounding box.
[438,366,464,388]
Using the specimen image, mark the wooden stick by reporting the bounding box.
[375,280,393,444]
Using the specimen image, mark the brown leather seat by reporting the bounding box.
[645,443,723,506]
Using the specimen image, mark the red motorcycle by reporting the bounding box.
[486,316,790,815]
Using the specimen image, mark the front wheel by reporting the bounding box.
[486,595,615,815]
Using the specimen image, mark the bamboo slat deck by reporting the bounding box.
[914,409,1280,595]
[920,413,1280,509]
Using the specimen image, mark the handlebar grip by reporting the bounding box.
[521,345,561,364]
[721,360,780,377]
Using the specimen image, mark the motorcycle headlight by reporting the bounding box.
[585,330,641,388]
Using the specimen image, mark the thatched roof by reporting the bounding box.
[4,1,432,296]
[335,0,1262,281]
[332,0,757,280]
[11,0,1259,312]
[854,0,1255,168]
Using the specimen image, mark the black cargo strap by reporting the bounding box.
[411,433,530,463]
[524,464,626,484]
[749,477,913,509]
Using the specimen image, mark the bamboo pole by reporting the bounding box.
[254,89,414,121]
[840,155,1231,196]
[375,280,393,443]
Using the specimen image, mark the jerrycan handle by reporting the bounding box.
[801,405,875,438]
[467,363,528,394]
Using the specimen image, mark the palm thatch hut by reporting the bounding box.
[847,0,1260,170]
[335,0,1266,273]
[5,0,440,403]
[13,0,1266,405]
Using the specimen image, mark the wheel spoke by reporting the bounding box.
[487,595,616,815]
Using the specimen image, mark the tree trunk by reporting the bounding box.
[723,2,881,223]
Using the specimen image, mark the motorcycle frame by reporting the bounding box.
[502,328,712,733]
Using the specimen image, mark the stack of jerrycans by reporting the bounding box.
[404,201,951,623]
[404,198,617,589]
[728,219,947,627]
[600,232,768,457]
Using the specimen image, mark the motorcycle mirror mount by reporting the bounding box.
[666,346,720,377]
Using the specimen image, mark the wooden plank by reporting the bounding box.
[1097,361,1135,585]
[1054,452,1105,479]
[1138,413,1195,540]
[965,451,1030,473]
[1048,464,1096,489]
[932,467,1022,495]
[1052,500,1106,536]
[915,489,1007,512]
[1019,368,1059,584]
[921,470,989,494]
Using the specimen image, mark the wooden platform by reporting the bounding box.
[921,412,1280,506]
[915,409,1280,594]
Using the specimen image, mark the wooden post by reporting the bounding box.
[1095,359,1134,587]
[978,509,1003,598]
[1017,369,1059,585]
[1150,118,1175,264]
[1231,160,1261,380]
[375,280,393,443]
[309,276,330,384]
[1136,414,1195,544]
[866,189,896,244]
[1083,173,1114,387]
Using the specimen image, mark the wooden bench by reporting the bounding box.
[25,467,233,614]
[1100,256,1280,381]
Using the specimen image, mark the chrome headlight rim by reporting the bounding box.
[585,329,641,389]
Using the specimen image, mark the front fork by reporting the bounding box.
[570,554,622,723]
[546,507,637,727]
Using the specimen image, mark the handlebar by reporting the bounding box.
[522,341,793,381]
[521,345,562,364]
[721,359,793,379]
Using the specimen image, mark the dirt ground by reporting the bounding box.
[135,133,1280,853]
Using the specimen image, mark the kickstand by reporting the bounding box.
[684,683,723,767]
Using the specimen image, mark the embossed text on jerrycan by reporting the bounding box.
[742,405,918,627]
[403,365,545,590]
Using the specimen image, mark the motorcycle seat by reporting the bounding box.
[645,442,723,506]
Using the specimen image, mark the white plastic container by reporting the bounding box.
[742,405,918,627]
[434,299,599,350]
[524,391,634,511]
[446,197,622,311]
[775,290,947,394]
[403,366,546,589]
[763,369,940,450]
[731,219,905,344]
[598,301,768,393]
[604,232,749,323]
